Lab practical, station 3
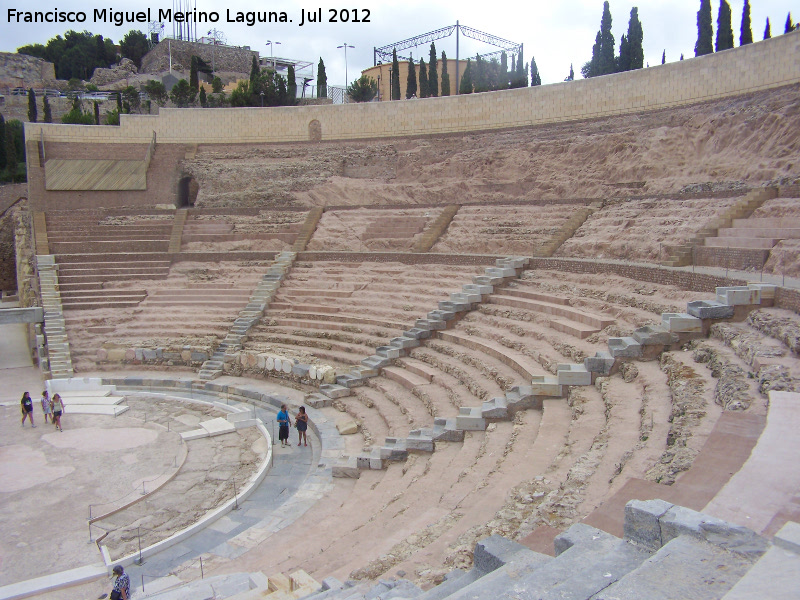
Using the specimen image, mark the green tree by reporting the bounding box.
[122,86,140,112]
[391,49,401,100]
[43,96,52,123]
[27,89,37,122]
[627,7,644,69]
[170,79,196,107]
[199,86,207,107]
[317,58,328,98]
[418,58,428,98]
[116,91,122,113]
[94,101,100,124]
[287,65,297,103]
[598,1,616,75]
[105,109,120,125]
[459,59,473,94]
[428,43,438,97]
[515,50,527,87]
[18,31,115,80]
[500,52,509,89]
[144,80,168,106]
[530,56,541,86]
[440,51,450,96]
[696,0,714,56]
[119,30,149,69]
[406,54,417,98]
[716,0,735,51]
[785,13,795,33]
[61,98,94,124]
[6,134,17,182]
[618,34,631,72]
[250,56,260,88]
[0,114,6,171]
[740,0,753,45]
[190,56,199,92]
[473,55,487,92]
[764,18,772,39]
[212,76,223,93]
[583,32,602,78]
[230,81,251,107]
[347,75,378,102]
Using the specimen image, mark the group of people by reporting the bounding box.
[20,390,64,431]
[276,404,309,447]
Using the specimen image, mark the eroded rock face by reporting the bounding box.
[747,310,800,355]
[90,58,138,86]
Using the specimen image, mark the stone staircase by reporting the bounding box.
[198,251,296,380]
[167,208,188,253]
[133,569,320,600]
[662,188,778,267]
[412,204,460,252]
[534,202,601,257]
[292,207,324,253]
[36,255,74,378]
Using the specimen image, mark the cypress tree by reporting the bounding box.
[740,0,753,45]
[662,50,666,64]
[428,43,438,97]
[529,57,541,86]
[587,31,602,77]
[627,7,644,70]
[568,64,574,81]
[459,59,473,94]
[287,64,297,101]
[440,51,450,96]
[716,0,735,51]
[391,49,401,100]
[94,101,100,124]
[28,89,37,122]
[500,52,509,89]
[317,58,328,98]
[43,96,52,123]
[764,18,771,39]
[406,54,417,98]
[680,53,685,60]
[190,56,200,91]
[599,1,616,75]
[618,34,631,72]
[0,114,6,171]
[116,91,122,113]
[473,55,486,92]
[418,58,428,98]
[199,87,207,107]
[6,134,17,182]
[517,49,526,87]
[785,13,795,33]
[250,56,260,87]
[696,0,714,56]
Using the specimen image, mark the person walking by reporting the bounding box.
[103,564,130,599]
[41,390,52,424]
[20,392,35,427]
[277,404,292,447]
[51,393,65,432]
[295,406,309,447]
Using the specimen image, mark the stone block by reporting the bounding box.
[405,327,433,339]
[505,385,542,412]
[632,325,678,345]
[414,319,443,331]
[405,432,434,452]
[390,336,420,350]
[773,521,800,554]
[376,346,402,359]
[181,428,208,441]
[456,406,486,431]
[438,300,471,312]
[336,420,358,435]
[463,283,493,295]
[331,456,360,478]
[556,363,592,386]
[362,355,391,369]
[482,396,508,420]
[584,351,615,375]
[319,384,351,399]
[659,505,769,558]
[200,417,236,437]
[292,363,310,377]
[623,499,674,550]
[473,535,530,574]
[380,438,408,461]
[530,375,563,396]
[485,267,516,278]
[428,309,456,321]
[716,286,761,306]
[451,291,481,304]
[747,283,777,300]
[661,313,702,333]
[473,275,504,286]
[686,300,735,320]
[608,337,643,358]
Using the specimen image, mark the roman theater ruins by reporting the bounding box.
[1,30,800,600]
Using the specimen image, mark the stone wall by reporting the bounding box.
[25,33,800,145]
[141,39,257,75]
[0,94,98,123]
[0,52,56,93]
[0,184,27,293]
[694,247,771,271]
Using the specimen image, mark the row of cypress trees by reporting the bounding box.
[696,0,795,56]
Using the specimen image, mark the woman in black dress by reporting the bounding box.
[295,406,309,447]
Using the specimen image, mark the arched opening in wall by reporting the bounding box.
[177,176,199,207]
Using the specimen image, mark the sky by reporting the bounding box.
[1,1,797,86]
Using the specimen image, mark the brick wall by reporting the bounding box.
[25,33,800,146]
[775,287,800,314]
[694,247,770,271]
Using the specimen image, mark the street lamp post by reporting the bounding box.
[265,40,281,70]
[337,43,355,88]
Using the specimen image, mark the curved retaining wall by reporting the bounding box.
[25,33,800,145]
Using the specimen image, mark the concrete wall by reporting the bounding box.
[25,33,800,147]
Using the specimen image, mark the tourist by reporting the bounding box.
[41,390,52,424]
[277,404,291,447]
[51,393,65,432]
[20,391,35,427]
[296,406,309,447]
[104,564,130,600]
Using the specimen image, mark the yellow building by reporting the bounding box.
[362,59,469,101]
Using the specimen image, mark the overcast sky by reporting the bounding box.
[1,1,796,86]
